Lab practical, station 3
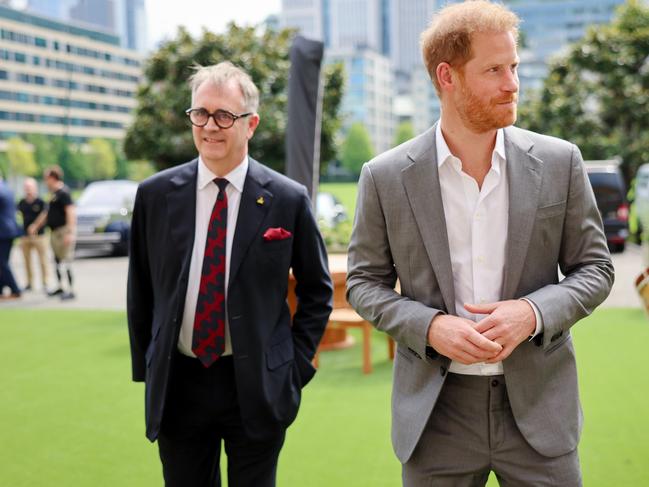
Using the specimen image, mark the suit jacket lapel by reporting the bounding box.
[402,126,456,315]
[166,160,198,274]
[501,127,543,300]
[228,158,273,290]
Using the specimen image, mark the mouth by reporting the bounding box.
[203,136,224,144]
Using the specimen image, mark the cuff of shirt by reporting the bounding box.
[521,298,543,339]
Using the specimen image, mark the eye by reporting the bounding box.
[194,108,208,117]
[215,110,234,123]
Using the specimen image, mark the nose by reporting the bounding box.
[503,69,519,93]
[203,114,221,130]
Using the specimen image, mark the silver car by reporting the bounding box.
[75,180,138,256]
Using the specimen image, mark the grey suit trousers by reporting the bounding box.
[402,373,582,487]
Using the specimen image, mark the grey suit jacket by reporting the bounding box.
[346,124,614,463]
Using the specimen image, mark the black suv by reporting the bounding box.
[585,160,628,253]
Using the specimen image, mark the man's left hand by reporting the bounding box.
[464,300,536,363]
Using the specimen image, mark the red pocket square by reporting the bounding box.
[263,227,292,241]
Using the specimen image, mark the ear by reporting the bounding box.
[436,62,455,93]
[247,113,260,139]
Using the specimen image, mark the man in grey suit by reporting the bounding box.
[347,1,614,486]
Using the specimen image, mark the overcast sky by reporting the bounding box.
[145,0,282,50]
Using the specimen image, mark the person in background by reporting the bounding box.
[29,166,76,300]
[0,173,22,300]
[17,177,49,292]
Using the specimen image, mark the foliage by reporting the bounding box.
[393,121,415,147]
[85,138,117,180]
[320,62,344,171]
[319,219,352,253]
[518,0,649,182]
[340,122,374,176]
[6,137,38,177]
[124,24,343,174]
[23,134,59,172]
[127,160,157,181]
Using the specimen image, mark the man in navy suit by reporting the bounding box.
[127,62,333,487]
[0,174,21,299]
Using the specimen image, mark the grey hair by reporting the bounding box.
[189,62,260,113]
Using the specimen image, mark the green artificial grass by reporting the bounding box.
[0,308,647,486]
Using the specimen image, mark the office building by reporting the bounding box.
[326,46,393,153]
[0,4,141,142]
[26,0,146,52]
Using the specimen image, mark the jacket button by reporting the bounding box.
[440,366,447,376]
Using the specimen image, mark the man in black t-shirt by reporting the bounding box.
[17,178,49,291]
[29,165,76,300]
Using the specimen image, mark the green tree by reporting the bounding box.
[519,0,649,181]
[54,138,88,184]
[6,137,38,177]
[393,121,415,147]
[127,160,157,181]
[124,24,343,174]
[340,122,374,176]
[24,134,59,172]
[85,138,117,180]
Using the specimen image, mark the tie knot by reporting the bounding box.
[214,178,229,192]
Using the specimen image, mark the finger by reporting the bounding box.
[461,341,501,361]
[450,349,484,365]
[473,316,497,334]
[466,329,502,353]
[486,345,514,363]
[464,302,500,314]
[481,327,503,341]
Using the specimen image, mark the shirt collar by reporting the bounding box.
[435,123,506,173]
[197,155,248,193]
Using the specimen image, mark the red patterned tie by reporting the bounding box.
[192,178,228,367]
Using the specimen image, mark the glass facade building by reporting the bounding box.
[0,4,141,141]
[26,0,146,52]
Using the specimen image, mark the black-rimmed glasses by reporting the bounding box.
[185,108,252,129]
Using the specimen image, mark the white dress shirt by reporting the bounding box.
[178,155,248,357]
[436,124,510,375]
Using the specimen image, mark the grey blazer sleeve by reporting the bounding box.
[524,144,614,349]
[346,164,441,360]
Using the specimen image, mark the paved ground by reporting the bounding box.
[1,244,645,311]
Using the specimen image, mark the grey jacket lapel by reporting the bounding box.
[501,127,543,300]
[402,125,456,315]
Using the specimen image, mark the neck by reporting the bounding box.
[203,154,246,178]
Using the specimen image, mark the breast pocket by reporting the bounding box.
[536,201,567,219]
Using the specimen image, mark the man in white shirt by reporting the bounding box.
[127,62,332,487]
[347,1,613,485]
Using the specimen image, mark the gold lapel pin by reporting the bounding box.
[256,196,265,206]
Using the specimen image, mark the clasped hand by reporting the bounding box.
[427,300,536,365]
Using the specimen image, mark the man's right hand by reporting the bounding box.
[427,314,502,365]
[27,224,37,236]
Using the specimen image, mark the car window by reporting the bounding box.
[78,183,137,208]
[587,172,625,211]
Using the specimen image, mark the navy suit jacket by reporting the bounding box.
[0,181,19,240]
[127,158,333,441]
